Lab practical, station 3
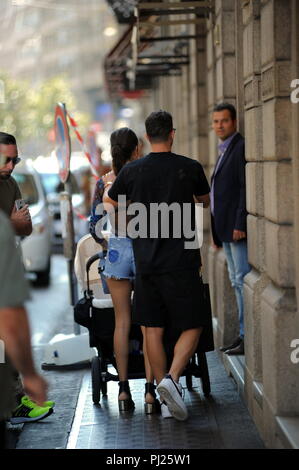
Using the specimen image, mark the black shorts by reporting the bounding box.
[133,269,208,330]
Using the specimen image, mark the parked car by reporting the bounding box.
[13,160,53,286]
[33,156,88,246]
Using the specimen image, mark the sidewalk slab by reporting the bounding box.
[13,305,265,450]
[67,351,265,450]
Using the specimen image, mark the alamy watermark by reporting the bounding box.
[290,79,299,103]
[94,196,204,249]
[290,339,299,364]
[289,83,299,364]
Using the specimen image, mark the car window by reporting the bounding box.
[40,173,61,194]
[13,173,39,205]
[40,172,80,195]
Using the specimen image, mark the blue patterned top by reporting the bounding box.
[89,177,108,249]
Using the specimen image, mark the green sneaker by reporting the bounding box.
[10,396,53,424]
[44,400,55,408]
[22,395,55,409]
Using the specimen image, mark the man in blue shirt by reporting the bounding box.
[211,103,251,355]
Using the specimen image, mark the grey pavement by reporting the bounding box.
[10,253,265,450]
[25,254,71,347]
[14,305,88,450]
[14,307,265,449]
[66,351,264,450]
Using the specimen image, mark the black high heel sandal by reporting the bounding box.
[118,381,135,412]
[144,383,161,415]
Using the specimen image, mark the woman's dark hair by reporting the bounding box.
[0,132,16,145]
[110,127,138,175]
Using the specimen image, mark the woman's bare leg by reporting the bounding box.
[106,278,132,401]
[145,327,167,385]
[141,326,155,404]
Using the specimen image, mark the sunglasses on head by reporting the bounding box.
[4,157,21,165]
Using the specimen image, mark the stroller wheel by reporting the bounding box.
[91,356,101,404]
[100,358,107,397]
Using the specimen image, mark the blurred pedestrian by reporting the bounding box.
[0,209,50,448]
[211,103,250,355]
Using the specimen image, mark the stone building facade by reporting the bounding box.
[136,0,299,449]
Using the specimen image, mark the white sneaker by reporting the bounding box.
[161,402,173,419]
[157,374,188,421]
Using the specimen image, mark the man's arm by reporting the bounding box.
[107,166,129,206]
[234,142,247,240]
[193,161,211,208]
[0,306,47,405]
[10,204,32,236]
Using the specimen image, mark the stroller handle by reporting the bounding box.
[86,253,101,274]
[85,253,102,293]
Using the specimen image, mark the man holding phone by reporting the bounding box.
[0,132,32,236]
[0,133,54,425]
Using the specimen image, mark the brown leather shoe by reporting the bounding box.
[219,336,242,352]
[225,339,244,355]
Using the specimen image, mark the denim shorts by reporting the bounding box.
[103,236,136,281]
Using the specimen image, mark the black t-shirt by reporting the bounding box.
[108,151,210,274]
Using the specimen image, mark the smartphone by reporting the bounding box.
[15,198,26,210]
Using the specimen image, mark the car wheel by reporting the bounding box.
[35,257,51,287]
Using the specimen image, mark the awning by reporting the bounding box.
[104,0,213,99]
[105,0,136,24]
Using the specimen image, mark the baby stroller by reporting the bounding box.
[74,234,213,405]
[74,234,146,404]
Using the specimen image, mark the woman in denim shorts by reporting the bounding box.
[94,128,159,414]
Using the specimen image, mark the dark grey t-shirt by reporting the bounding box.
[0,176,21,216]
[0,211,30,420]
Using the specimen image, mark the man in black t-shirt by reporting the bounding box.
[108,111,210,421]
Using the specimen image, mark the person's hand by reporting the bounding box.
[11,204,31,223]
[210,236,222,250]
[211,241,222,250]
[102,171,115,186]
[233,229,246,241]
[22,373,48,407]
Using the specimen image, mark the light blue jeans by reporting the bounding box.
[222,240,251,338]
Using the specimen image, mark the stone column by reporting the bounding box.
[241,0,268,436]
[259,0,299,448]
[291,0,299,303]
